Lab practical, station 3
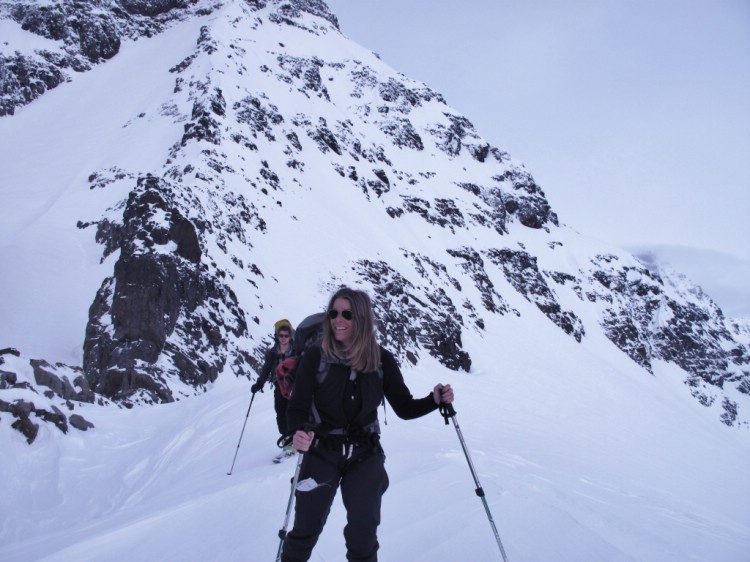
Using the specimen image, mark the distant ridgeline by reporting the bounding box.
[0,0,747,443]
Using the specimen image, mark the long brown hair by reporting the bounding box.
[321,287,381,372]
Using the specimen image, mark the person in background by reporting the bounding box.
[281,287,454,562]
[252,319,296,451]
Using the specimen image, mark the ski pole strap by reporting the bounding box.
[439,402,456,425]
[277,431,294,449]
[278,421,318,449]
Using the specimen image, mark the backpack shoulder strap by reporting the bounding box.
[310,354,336,427]
[310,355,385,431]
[316,354,332,384]
[316,355,382,384]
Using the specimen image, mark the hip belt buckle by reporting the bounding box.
[342,441,354,460]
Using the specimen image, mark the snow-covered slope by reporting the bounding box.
[2,335,749,561]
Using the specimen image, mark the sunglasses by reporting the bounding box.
[278,333,290,339]
[328,309,353,321]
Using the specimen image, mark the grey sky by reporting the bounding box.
[325,0,750,259]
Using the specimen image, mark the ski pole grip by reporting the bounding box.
[439,402,456,424]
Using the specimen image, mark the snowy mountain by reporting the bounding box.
[1,1,749,560]
[628,244,750,320]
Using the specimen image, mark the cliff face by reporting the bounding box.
[0,0,747,443]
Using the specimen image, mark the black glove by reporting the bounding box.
[251,381,263,394]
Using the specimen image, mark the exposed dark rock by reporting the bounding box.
[0,53,67,116]
[407,251,462,292]
[579,254,749,425]
[10,3,70,41]
[446,247,513,315]
[308,118,341,154]
[182,93,224,145]
[276,54,329,100]
[69,413,95,431]
[0,353,105,442]
[30,359,95,403]
[486,248,585,342]
[456,182,508,235]
[378,77,422,109]
[2,2,124,114]
[267,0,339,30]
[74,13,121,61]
[430,113,476,157]
[120,0,190,17]
[0,0,208,115]
[35,405,68,434]
[434,199,465,231]
[1,398,38,443]
[232,96,284,140]
[378,117,424,150]
[398,196,464,231]
[83,175,249,403]
[0,371,18,389]
[365,176,389,198]
[494,169,558,229]
[0,369,98,440]
[354,259,471,372]
[720,398,738,427]
[654,300,729,387]
[469,142,490,162]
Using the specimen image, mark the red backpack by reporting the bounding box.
[274,357,298,400]
[273,312,325,400]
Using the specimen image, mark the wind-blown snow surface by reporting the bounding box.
[1,4,749,561]
[2,335,749,562]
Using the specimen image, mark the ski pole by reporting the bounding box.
[440,403,510,562]
[227,392,256,475]
[276,452,304,562]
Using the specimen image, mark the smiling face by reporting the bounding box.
[329,297,354,345]
[277,329,291,350]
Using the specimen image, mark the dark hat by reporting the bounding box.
[274,318,293,334]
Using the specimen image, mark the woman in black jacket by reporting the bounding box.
[281,287,454,562]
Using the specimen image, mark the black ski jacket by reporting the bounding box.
[286,345,438,435]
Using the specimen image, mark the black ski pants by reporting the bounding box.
[273,385,289,436]
[281,443,389,562]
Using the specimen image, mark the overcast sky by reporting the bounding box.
[325,0,750,260]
